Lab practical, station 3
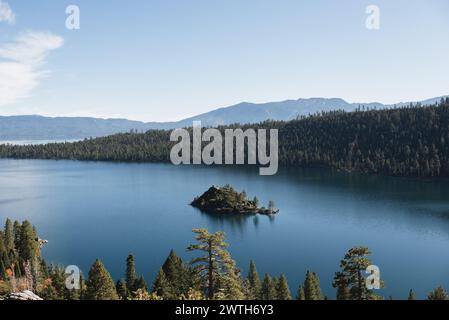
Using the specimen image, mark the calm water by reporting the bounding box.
[0,159,449,299]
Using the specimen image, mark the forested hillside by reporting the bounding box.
[1,98,449,178]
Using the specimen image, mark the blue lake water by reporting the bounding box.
[0,159,448,299]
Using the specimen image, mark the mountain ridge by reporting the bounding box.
[1,95,447,141]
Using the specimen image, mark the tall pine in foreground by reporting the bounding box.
[187,228,244,300]
[162,250,193,298]
[247,260,261,299]
[333,246,378,300]
[85,259,118,300]
[261,274,277,300]
[296,285,306,300]
[302,270,324,300]
[116,279,127,300]
[152,268,173,299]
[125,254,137,292]
[276,274,292,300]
[4,219,14,255]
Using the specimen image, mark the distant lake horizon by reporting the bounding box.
[0,159,448,299]
[0,139,81,146]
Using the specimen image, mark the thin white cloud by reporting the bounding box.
[0,31,64,106]
[0,0,15,25]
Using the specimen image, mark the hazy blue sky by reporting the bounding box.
[0,0,448,121]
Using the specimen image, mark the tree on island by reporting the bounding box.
[268,200,275,213]
[252,197,259,208]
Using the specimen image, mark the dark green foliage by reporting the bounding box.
[247,260,261,299]
[2,102,449,178]
[0,233,7,279]
[135,275,147,292]
[122,254,148,298]
[152,268,174,299]
[125,254,137,292]
[333,247,377,300]
[161,250,193,298]
[38,265,80,300]
[0,219,43,283]
[17,221,40,264]
[187,228,244,299]
[261,274,277,300]
[191,185,263,215]
[276,274,292,300]
[4,219,14,254]
[116,279,127,300]
[303,270,324,300]
[85,259,119,300]
[296,285,305,300]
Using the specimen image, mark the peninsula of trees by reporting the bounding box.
[1,98,449,178]
[191,185,278,215]
[1,218,448,300]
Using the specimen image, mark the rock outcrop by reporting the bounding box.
[5,290,43,300]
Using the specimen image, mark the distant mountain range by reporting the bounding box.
[0,96,447,141]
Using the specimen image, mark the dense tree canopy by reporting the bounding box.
[1,100,449,178]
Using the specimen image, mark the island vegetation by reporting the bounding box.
[191,185,278,215]
[1,99,449,178]
[1,218,448,300]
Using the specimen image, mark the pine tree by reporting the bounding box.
[333,271,351,300]
[116,279,128,300]
[247,260,261,299]
[125,254,138,292]
[408,289,416,300]
[16,220,41,281]
[427,286,448,300]
[135,275,147,292]
[276,274,292,300]
[261,273,277,300]
[268,200,275,213]
[296,285,305,300]
[162,250,191,297]
[187,228,244,299]
[218,250,245,300]
[0,234,7,279]
[333,247,375,300]
[4,219,14,254]
[152,268,173,299]
[13,221,21,251]
[253,197,259,208]
[85,259,119,300]
[303,270,324,300]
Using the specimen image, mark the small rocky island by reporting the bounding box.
[191,185,279,215]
